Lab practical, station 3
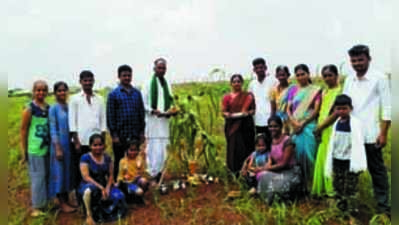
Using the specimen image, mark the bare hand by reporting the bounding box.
[293,122,304,134]
[152,109,161,116]
[376,134,387,148]
[223,112,231,118]
[55,145,64,161]
[112,136,120,144]
[101,187,107,200]
[139,134,145,144]
[74,141,81,154]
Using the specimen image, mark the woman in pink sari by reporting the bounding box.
[222,74,256,175]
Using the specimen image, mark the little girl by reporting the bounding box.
[117,139,149,203]
[242,134,271,195]
[325,94,367,215]
[20,80,50,217]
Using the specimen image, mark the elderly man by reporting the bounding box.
[142,58,177,181]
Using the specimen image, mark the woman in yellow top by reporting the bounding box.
[116,139,149,202]
[311,65,342,197]
[270,65,291,135]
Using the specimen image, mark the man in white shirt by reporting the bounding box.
[69,70,107,188]
[343,44,391,216]
[142,58,177,181]
[247,57,278,139]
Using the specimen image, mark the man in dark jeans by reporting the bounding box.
[69,70,107,191]
[342,44,391,218]
[107,64,145,181]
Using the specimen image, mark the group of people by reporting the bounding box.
[19,44,390,224]
[20,58,176,224]
[224,44,390,218]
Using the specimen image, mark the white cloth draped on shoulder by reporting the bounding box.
[142,76,173,177]
[325,115,367,177]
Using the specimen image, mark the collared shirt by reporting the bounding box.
[106,85,145,140]
[68,91,106,146]
[343,69,391,144]
[248,76,278,126]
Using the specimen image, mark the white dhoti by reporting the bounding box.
[142,75,173,177]
[145,115,170,177]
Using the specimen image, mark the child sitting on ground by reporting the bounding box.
[116,139,149,204]
[325,94,367,217]
[241,134,271,195]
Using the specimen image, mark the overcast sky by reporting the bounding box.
[3,0,393,90]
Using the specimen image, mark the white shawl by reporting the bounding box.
[325,115,367,177]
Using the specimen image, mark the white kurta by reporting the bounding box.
[142,77,173,176]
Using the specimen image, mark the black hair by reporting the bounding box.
[348,44,371,59]
[333,94,353,109]
[117,64,132,77]
[252,57,266,67]
[128,139,140,151]
[294,64,312,84]
[32,80,48,93]
[230,74,244,83]
[79,70,94,80]
[255,133,272,152]
[89,133,105,146]
[276,65,291,77]
[321,64,339,76]
[267,115,283,128]
[53,81,69,93]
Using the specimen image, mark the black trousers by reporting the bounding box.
[112,140,129,182]
[333,159,359,212]
[365,144,390,213]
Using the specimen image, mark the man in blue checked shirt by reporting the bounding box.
[107,64,145,181]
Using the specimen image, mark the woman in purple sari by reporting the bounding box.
[286,64,321,186]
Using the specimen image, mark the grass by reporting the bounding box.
[7,78,391,224]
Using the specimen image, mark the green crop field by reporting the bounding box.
[8,78,391,225]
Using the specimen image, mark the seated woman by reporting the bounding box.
[79,134,127,225]
[241,134,271,195]
[257,116,304,205]
[116,139,149,204]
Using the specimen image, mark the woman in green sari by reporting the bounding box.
[286,64,321,187]
[311,65,341,197]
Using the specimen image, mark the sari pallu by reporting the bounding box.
[287,85,321,183]
[223,92,255,174]
[271,84,291,134]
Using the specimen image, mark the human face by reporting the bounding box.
[55,85,68,103]
[231,77,242,91]
[256,138,266,152]
[33,83,48,102]
[253,64,267,77]
[335,105,351,119]
[350,54,370,75]
[276,70,289,84]
[80,76,94,92]
[90,138,105,156]
[119,71,132,86]
[295,69,309,87]
[322,69,338,88]
[127,145,139,159]
[154,63,167,77]
[268,120,282,138]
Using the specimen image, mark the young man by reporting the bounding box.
[342,44,391,217]
[142,58,177,180]
[248,57,278,138]
[107,64,146,181]
[69,70,107,188]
